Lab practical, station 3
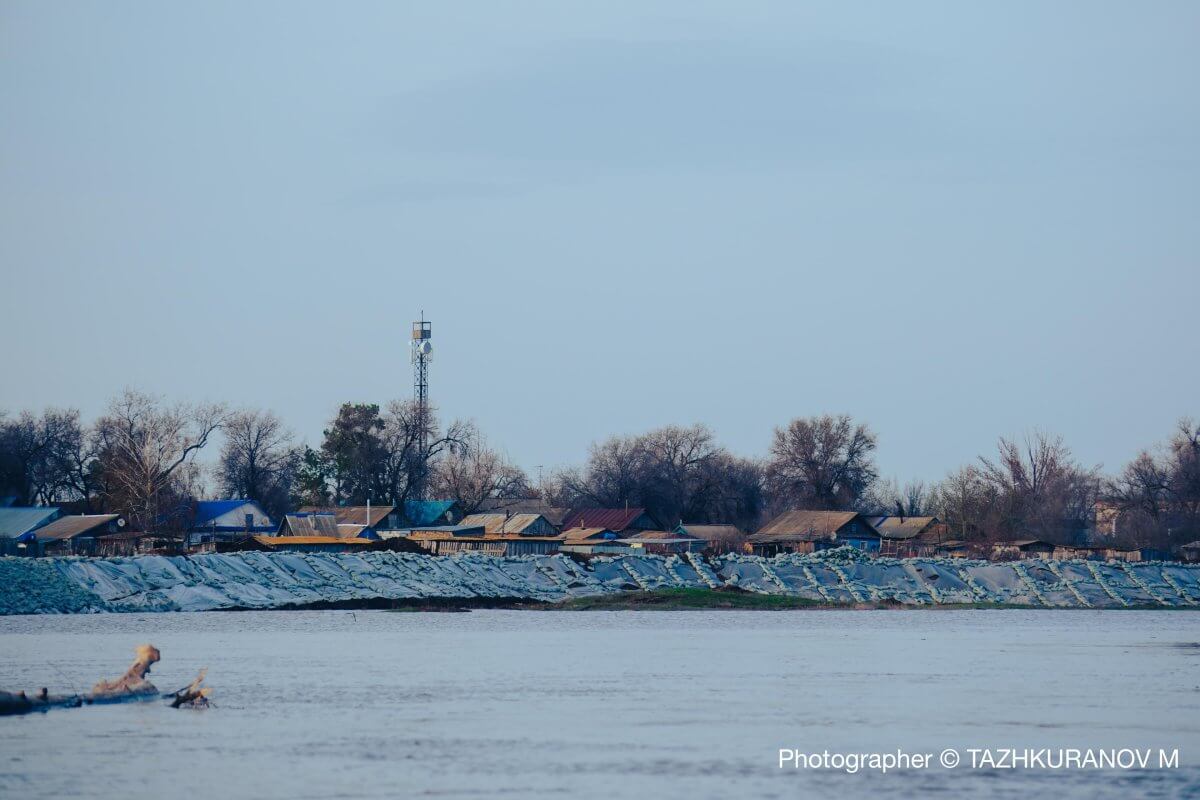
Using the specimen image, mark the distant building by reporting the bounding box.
[1179,541,1200,563]
[458,513,559,537]
[278,512,380,540]
[25,514,123,556]
[474,498,571,528]
[991,539,1056,559]
[747,510,881,556]
[865,516,944,557]
[624,529,704,554]
[0,506,61,554]
[251,535,374,553]
[674,524,744,553]
[187,500,274,547]
[556,527,629,554]
[560,508,663,536]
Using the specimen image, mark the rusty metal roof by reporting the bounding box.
[560,508,658,532]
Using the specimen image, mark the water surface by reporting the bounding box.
[1,610,1197,798]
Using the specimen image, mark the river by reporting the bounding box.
[1,609,1197,798]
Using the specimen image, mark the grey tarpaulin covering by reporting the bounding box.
[1,547,1198,614]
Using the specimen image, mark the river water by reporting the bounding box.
[1,609,1197,799]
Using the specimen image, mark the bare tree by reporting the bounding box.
[431,428,529,513]
[973,431,1100,543]
[764,414,878,511]
[93,390,226,543]
[216,409,300,519]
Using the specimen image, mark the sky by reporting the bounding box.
[1,1,1197,485]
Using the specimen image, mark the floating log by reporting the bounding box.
[0,644,174,715]
[168,668,211,709]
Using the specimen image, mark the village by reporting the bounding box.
[3,496,1197,564]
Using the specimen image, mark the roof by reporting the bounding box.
[458,513,552,535]
[677,524,742,541]
[404,525,487,538]
[252,536,372,547]
[560,507,658,532]
[475,499,571,526]
[751,510,876,542]
[298,505,395,528]
[194,500,260,525]
[403,500,460,527]
[996,539,1055,549]
[28,514,120,542]
[558,527,616,541]
[627,529,698,541]
[281,513,340,537]
[0,507,60,538]
[1180,541,1200,550]
[869,516,939,540]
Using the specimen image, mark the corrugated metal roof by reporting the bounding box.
[0,507,60,538]
[475,499,571,526]
[29,514,120,542]
[557,527,616,541]
[677,524,742,541]
[298,505,395,528]
[871,516,939,540]
[458,513,551,535]
[280,513,340,537]
[560,508,657,532]
[627,529,698,541]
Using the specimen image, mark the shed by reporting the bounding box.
[675,524,744,553]
[298,505,401,531]
[991,539,1056,559]
[474,498,571,528]
[1179,541,1200,563]
[624,529,704,554]
[866,515,942,557]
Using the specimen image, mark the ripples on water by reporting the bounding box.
[1,610,1198,799]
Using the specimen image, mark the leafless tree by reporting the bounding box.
[971,431,1100,543]
[216,409,300,519]
[93,389,226,542]
[431,428,529,513]
[1108,418,1200,547]
[764,414,878,511]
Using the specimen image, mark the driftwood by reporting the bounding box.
[0,644,208,715]
[167,668,212,708]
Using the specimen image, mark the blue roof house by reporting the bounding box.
[187,500,274,547]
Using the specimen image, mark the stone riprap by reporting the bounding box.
[2,548,1198,614]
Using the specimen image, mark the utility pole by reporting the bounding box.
[411,313,433,500]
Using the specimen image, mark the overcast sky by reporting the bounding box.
[2,1,1197,484]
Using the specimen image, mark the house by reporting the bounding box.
[1179,542,1200,563]
[187,500,274,547]
[747,510,881,556]
[865,516,944,557]
[298,504,402,531]
[0,506,61,554]
[675,523,744,553]
[278,512,380,541]
[474,498,571,528]
[403,500,464,527]
[250,535,374,553]
[412,533,561,557]
[624,529,704,554]
[25,514,123,556]
[458,513,559,537]
[991,539,1056,559]
[560,507,663,536]
[556,527,630,554]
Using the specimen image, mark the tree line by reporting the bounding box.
[1,390,1197,549]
